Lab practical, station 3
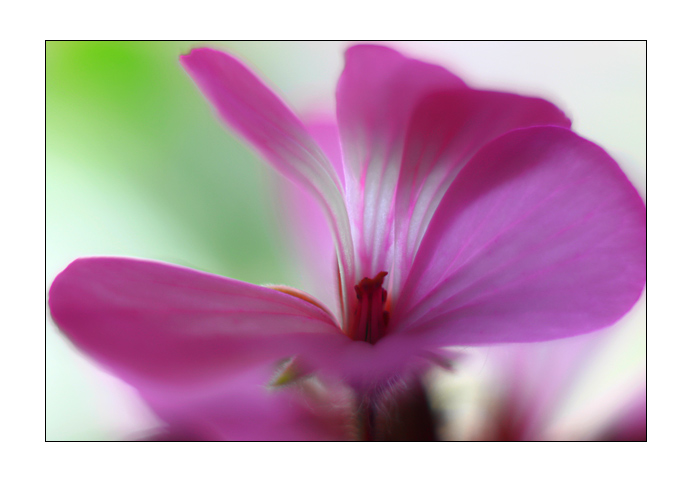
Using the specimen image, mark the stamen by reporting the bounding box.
[352,271,389,344]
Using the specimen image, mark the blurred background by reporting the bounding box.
[46,41,645,440]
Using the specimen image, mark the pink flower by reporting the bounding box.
[596,388,646,441]
[49,45,646,439]
[464,332,645,441]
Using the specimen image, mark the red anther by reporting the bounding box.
[352,272,390,344]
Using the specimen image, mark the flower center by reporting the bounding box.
[352,271,389,344]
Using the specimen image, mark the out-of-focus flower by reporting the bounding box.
[595,387,646,441]
[463,333,645,441]
[49,44,646,440]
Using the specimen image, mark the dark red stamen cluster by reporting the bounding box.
[352,271,389,344]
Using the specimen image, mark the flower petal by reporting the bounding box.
[336,45,466,280]
[392,89,571,296]
[142,363,354,441]
[305,116,344,187]
[312,330,445,391]
[180,48,355,322]
[48,257,346,393]
[394,127,645,343]
[273,118,344,314]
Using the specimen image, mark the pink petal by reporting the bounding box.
[394,127,645,344]
[180,48,355,322]
[48,257,347,394]
[142,363,354,441]
[272,118,343,314]
[393,89,571,296]
[311,329,444,391]
[140,427,211,441]
[305,116,344,187]
[336,45,466,280]
[335,45,570,303]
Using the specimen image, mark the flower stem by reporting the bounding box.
[357,377,438,441]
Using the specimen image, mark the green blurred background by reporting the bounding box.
[46,41,645,440]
